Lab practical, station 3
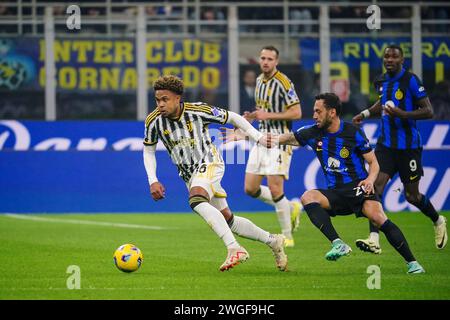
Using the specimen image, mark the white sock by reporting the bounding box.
[229,215,273,245]
[274,196,292,239]
[369,232,380,243]
[257,185,275,206]
[193,202,240,249]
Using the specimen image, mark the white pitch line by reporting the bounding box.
[2,213,168,230]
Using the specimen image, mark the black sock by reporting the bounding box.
[410,194,439,223]
[369,221,379,234]
[379,219,415,262]
[304,202,339,242]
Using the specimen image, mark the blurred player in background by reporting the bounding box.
[353,44,447,254]
[265,93,425,274]
[143,75,288,272]
[243,46,303,247]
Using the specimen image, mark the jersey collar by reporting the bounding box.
[386,68,405,82]
[171,102,185,122]
[325,119,344,136]
[262,70,279,83]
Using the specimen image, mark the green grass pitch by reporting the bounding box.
[0,211,449,300]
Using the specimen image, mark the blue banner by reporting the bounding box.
[300,37,450,70]
[0,38,228,92]
[0,120,449,213]
[299,37,450,98]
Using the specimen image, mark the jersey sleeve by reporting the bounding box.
[409,74,428,101]
[373,74,385,98]
[186,103,229,125]
[355,128,372,154]
[281,81,300,109]
[293,125,313,147]
[143,112,159,146]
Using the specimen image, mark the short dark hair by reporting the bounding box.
[261,45,279,58]
[385,44,404,57]
[315,93,341,115]
[153,75,184,96]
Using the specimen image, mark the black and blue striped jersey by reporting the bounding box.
[294,121,372,189]
[375,68,427,150]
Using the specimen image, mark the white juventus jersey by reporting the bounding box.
[255,70,300,135]
[143,102,228,183]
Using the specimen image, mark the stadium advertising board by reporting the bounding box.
[1,120,448,213]
[0,38,228,92]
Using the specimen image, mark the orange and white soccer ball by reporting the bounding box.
[113,244,143,273]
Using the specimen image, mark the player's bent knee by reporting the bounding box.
[189,194,209,210]
[300,190,319,206]
[405,191,420,204]
[363,200,387,227]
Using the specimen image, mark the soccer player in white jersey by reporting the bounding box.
[143,75,288,272]
[243,46,303,247]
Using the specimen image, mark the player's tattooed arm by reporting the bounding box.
[267,132,300,147]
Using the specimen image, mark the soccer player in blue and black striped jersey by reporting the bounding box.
[266,93,425,274]
[353,44,447,253]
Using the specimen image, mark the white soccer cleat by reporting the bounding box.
[270,234,288,271]
[434,216,448,249]
[219,246,249,272]
[355,238,382,254]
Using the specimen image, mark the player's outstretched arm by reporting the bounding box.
[226,111,267,145]
[267,132,300,147]
[143,144,165,200]
[219,127,247,144]
[353,100,382,125]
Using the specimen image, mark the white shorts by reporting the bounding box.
[245,144,293,180]
[187,162,229,211]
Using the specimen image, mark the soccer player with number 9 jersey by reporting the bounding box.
[353,44,447,254]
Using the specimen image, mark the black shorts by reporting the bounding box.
[375,144,424,184]
[318,183,380,218]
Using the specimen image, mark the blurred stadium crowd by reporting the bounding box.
[2,1,449,34]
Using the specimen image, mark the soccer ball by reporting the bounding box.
[113,244,143,273]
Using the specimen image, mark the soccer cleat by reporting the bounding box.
[355,238,382,254]
[219,246,249,272]
[284,238,295,248]
[407,261,425,274]
[290,200,302,232]
[434,216,448,249]
[325,240,352,261]
[270,234,288,271]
